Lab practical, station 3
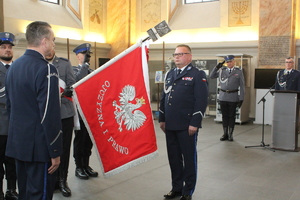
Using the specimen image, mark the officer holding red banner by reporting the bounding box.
[72,43,98,180]
[46,49,76,197]
[159,44,208,200]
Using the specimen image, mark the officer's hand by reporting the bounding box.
[48,156,60,174]
[237,100,243,108]
[62,86,73,97]
[188,125,198,136]
[216,60,225,69]
[84,51,91,64]
[160,122,166,133]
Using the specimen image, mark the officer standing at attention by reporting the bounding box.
[0,32,18,200]
[159,44,208,200]
[210,55,245,141]
[275,57,300,91]
[72,43,98,180]
[5,21,62,200]
[46,48,76,197]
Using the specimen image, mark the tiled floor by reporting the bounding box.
[8,116,300,200]
[51,116,300,200]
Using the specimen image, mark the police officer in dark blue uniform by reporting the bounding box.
[46,49,76,197]
[5,21,62,200]
[0,32,18,200]
[159,44,208,200]
[210,55,245,142]
[73,43,98,180]
[275,57,300,91]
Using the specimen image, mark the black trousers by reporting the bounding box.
[220,101,238,128]
[16,160,56,200]
[0,135,17,190]
[73,120,93,167]
[165,129,198,196]
[57,117,74,179]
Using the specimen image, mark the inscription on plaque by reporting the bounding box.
[259,36,290,66]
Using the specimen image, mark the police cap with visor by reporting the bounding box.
[73,43,92,55]
[224,55,234,62]
[0,32,15,46]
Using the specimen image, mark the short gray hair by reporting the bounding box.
[26,21,52,47]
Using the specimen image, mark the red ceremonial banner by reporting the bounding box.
[73,42,158,177]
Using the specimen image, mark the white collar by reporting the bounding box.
[1,61,12,66]
[177,66,187,72]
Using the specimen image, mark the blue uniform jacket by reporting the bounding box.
[5,49,62,162]
[159,64,208,130]
[275,69,300,91]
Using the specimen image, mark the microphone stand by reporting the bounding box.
[245,84,275,152]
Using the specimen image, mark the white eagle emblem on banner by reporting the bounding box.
[113,85,146,132]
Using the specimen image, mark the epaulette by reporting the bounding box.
[59,57,69,61]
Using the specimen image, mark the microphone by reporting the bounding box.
[270,81,277,90]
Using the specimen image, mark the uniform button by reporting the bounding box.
[169,103,171,105]
[172,90,174,92]
[174,83,176,85]
[170,96,172,98]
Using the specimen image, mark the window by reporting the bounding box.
[185,0,218,4]
[40,0,59,4]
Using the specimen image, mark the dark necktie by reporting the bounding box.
[287,71,290,75]
[5,64,10,69]
[177,69,182,76]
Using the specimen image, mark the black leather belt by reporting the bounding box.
[220,89,239,93]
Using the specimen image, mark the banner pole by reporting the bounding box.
[142,36,150,42]
[67,38,70,60]
[94,41,97,69]
[157,41,165,111]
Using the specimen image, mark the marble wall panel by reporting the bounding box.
[260,0,292,37]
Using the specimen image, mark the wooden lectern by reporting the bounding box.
[271,90,300,151]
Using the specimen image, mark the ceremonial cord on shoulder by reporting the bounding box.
[41,64,51,124]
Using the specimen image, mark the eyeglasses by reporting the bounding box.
[285,62,293,63]
[172,53,190,57]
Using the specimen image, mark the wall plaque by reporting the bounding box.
[259,36,290,66]
[228,0,251,27]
